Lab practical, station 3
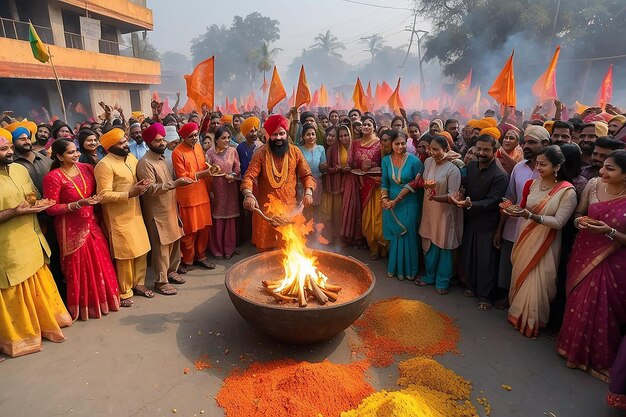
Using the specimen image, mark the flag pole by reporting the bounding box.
[46,46,68,123]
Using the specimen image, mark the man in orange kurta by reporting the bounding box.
[172,122,215,271]
[241,114,315,250]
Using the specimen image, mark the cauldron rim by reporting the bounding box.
[225,249,376,311]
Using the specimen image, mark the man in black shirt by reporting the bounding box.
[452,134,509,310]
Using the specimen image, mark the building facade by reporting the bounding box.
[0,0,160,123]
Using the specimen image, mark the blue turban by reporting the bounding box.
[11,127,31,142]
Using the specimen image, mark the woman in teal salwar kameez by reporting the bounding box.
[381,130,424,280]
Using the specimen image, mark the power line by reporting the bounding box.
[339,0,414,11]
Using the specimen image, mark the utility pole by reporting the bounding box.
[404,27,429,92]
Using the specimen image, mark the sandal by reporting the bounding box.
[178,263,192,274]
[436,288,449,295]
[224,254,232,260]
[195,259,216,269]
[120,298,134,307]
[478,302,492,311]
[155,282,178,295]
[133,285,155,298]
[233,249,241,255]
[414,278,433,287]
[369,253,380,260]
[214,255,223,260]
[462,289,476,297]
[168,273,186,285]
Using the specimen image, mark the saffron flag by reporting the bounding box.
[179,98,197,114]
[352,77,368,112]
[457,69,472,97]
[184,56,215,111]
[319,84,329,107]
[295,65,312,108]
[387,78,404,114]
[488,51,516,108]
[267,66,287,112]
[532,46,560,103]
[28,22,49,63]
[597,64,613,109]
[230,97,238,114]
[75,102,88,115]
[365,81,375,111]
[310,89,319,107]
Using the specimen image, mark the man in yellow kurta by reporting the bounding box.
[0,132,72,357]
[95,128,151,307]
[241,114,315,250]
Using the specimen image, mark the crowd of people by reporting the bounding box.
[0,98,625,409]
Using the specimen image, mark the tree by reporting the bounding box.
[253,42,282,83]
[310,30,345,58]
[190,12,280,96]
[414,0,626,104]
[362,34,385,65]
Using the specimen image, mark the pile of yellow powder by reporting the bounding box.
[341,357,479,417]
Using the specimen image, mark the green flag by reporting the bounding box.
[29,23,50,63]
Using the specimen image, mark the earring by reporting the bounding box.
[553,170,558,182]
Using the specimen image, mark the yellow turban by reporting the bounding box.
[5,121,20,132]
[99,127,125,150]
[483,117,498,127]
[543,120,555,135]
[466,119,478,128]
[479,127,501,140]
[220,114,233,125]
[0,127,11,142]
[240,117,260,137]
[609,114,626,125]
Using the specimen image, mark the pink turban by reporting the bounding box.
[141,122,166,145]
[179,122,199,139]
[264,114,289,136]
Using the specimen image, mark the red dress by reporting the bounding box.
[43,163,120,320]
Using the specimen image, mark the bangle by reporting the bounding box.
[526,211,532,220]
[75,201,82,209]
[67,203,74,212]
[539,215,544,224]
[606,228,617,240]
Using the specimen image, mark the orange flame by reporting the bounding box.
[265,196,329,302]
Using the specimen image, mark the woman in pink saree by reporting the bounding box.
[505,146,577,338]
[557,150,626,383]
[43,139,120,320]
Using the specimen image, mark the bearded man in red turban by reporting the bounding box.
[241,114,316,250]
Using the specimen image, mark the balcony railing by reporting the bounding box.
[0,17,134,58]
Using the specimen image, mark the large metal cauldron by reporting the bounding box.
[225,250,375,344]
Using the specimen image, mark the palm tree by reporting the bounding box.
[254,42,282,84]
[362,34,384,65]
[310,30,345,58]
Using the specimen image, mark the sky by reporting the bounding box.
[146,0,431,67]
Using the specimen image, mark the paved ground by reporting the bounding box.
[0,243,620,417]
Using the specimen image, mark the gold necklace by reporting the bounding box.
[605,183,626,197]
[539,179,556,191]
[266,151,289,189]
[60,165,87,199]
[391,153,408,185]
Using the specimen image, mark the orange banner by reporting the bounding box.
[352,77,368,112]
[488,51,516,108]
[532,46,560,103]
[267,66,287,111]
[295,65,312,108]
[597,64,613,109]
[184,56,215,111]
[387,78,404,114]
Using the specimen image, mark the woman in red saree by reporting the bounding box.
[505,146,577,338]
[43,139,120,320]
[557,150,626,383]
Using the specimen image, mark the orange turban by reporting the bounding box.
[5,121,20,132]
[220,114,233,125]
[479,127,501,140]
[472,119,492,131]
[99,127,125,150]
[241,117,260,137]
[483,117,498,127]
[439,131,454,148]
[264,114,289,136]
[466,119,479,128]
